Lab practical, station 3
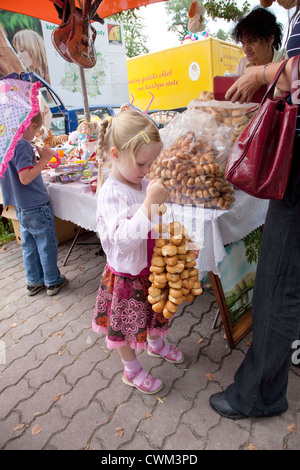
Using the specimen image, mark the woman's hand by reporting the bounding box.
[226,59,295,103]
[225,65,264,104]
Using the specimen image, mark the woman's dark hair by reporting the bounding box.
[232,7,283,50]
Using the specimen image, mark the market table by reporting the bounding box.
[169,189,268,276]
[45,181,269,275]
[45,181,98,233]
[45,180,269,347]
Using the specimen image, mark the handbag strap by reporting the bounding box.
[260,59,289,105]
[291,55,300,105]
[260,55,300,106]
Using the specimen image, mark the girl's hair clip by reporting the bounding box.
[140,131,151,144]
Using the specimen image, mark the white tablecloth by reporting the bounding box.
[46,181,269,276]
[45,181,98,232]
[167,190,268,275]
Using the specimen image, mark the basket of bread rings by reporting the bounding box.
[148,203,203,320]
[149,99,257,210]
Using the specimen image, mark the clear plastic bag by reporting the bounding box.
[187,99,257,143]
[150,106,251,210]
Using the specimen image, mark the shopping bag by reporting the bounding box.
[225,56,299,199]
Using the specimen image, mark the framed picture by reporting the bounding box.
[209,228,262,348]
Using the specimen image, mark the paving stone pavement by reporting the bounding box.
[0,234,299,451]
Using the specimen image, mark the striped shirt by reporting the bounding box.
[286,13,300,131]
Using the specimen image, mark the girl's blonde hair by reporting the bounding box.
[97,108,162,165]
[13,30,51,84]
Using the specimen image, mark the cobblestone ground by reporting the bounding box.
[0,234,299,451]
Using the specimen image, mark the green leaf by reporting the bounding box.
[204,0,250,22]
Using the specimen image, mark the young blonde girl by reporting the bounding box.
[13,30,51,84]
[92,109,184,395]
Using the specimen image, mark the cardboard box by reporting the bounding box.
[54,217,80,244]
[11,220,22,245]
[1,205,80,245]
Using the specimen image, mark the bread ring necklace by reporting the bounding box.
[149,189,203,320]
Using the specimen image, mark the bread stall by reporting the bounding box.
[38,101,268,347]
[0,0,267,349]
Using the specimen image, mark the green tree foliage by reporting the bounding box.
[110,9,149,58]
[0,216,15,245]
[165,0,192,41]
[211,28,232,41]
[205,0,250,21]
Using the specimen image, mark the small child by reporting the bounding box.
[0,111,67,296]
[92,109,184,395]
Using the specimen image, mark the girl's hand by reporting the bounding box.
[225,65,264,104]
[186,237,200,259]
[146,178,169,206]
[142,179,169,220]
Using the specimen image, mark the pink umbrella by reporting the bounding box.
[0,77,41,177]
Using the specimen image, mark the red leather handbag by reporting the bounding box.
[225,56,299,200]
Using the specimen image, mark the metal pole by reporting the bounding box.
[79,66,91,122]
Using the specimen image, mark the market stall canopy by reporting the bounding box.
[0,0,169,24]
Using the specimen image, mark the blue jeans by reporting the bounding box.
[15,202,63,287]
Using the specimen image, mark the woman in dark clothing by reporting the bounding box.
[209,0,300,419]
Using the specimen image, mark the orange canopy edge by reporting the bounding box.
[0,0,169,23]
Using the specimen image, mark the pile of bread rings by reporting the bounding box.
[148,218,203,319]
[149,131,235,210]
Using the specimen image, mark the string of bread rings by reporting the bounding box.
[148,203,203,319]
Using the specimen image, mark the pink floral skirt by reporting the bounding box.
[92,265,169,351]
